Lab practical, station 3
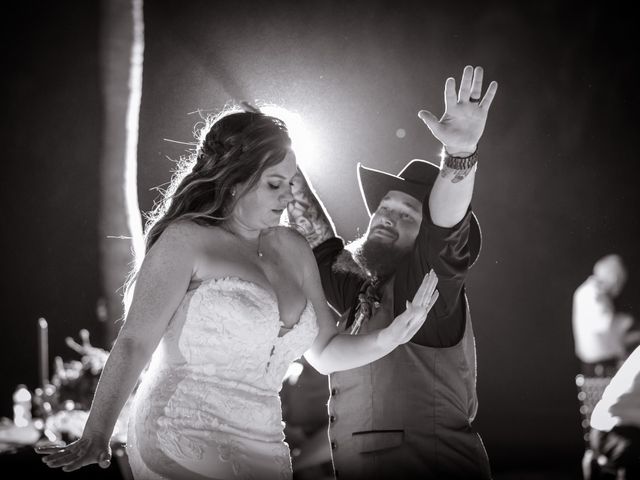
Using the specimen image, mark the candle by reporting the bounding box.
[38,317,49,388]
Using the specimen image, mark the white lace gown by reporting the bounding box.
[126,276,318,480]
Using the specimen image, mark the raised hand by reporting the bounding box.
[35,435,112,472]
[418,65,498,155]
[379,269,439,347]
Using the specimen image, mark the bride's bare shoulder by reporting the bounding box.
[262,226,310,252]
[159,219,227,249]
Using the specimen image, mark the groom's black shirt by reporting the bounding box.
[313,208,474,347]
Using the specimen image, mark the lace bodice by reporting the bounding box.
[127,276,318,479]
[155,276,318,392]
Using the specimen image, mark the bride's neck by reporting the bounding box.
[222,218,260,242]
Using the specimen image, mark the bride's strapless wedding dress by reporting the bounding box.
[126,276,318,480]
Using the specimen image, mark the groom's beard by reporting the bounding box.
[353,235,412,278]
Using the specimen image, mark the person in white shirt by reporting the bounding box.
[589,344,640,478]
[572,254,633,376]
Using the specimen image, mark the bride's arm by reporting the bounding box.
[295,234,439,375]
[84,222,196,437]
[37,221,196,471]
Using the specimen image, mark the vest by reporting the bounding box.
[327,280,491,480]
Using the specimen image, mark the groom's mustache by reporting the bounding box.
[369,226,399,240]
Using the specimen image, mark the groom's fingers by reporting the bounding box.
[480,80,498,110]
[469,66,484,100]
[444,77,457,107]
[418,109,439,132]
[458,65,474,101]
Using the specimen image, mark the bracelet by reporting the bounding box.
[443,149,478,170]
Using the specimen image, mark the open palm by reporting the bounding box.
[418,65,498,155]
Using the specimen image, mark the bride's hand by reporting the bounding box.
[35,435,112,472]
[378,269,439,347]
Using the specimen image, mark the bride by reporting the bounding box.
[36,108,439,479]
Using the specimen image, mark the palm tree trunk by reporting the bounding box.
[98,0,145,344]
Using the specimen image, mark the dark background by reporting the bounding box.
[2,0,639,477]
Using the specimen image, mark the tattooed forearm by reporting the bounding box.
[439,164,476,184]
[287,167,336,248]
[439,150,478,183]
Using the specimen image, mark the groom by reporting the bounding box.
[287,66,497,479]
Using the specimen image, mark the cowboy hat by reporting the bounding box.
[357,159,481,266]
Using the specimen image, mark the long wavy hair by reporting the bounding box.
[123,108,291,313]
